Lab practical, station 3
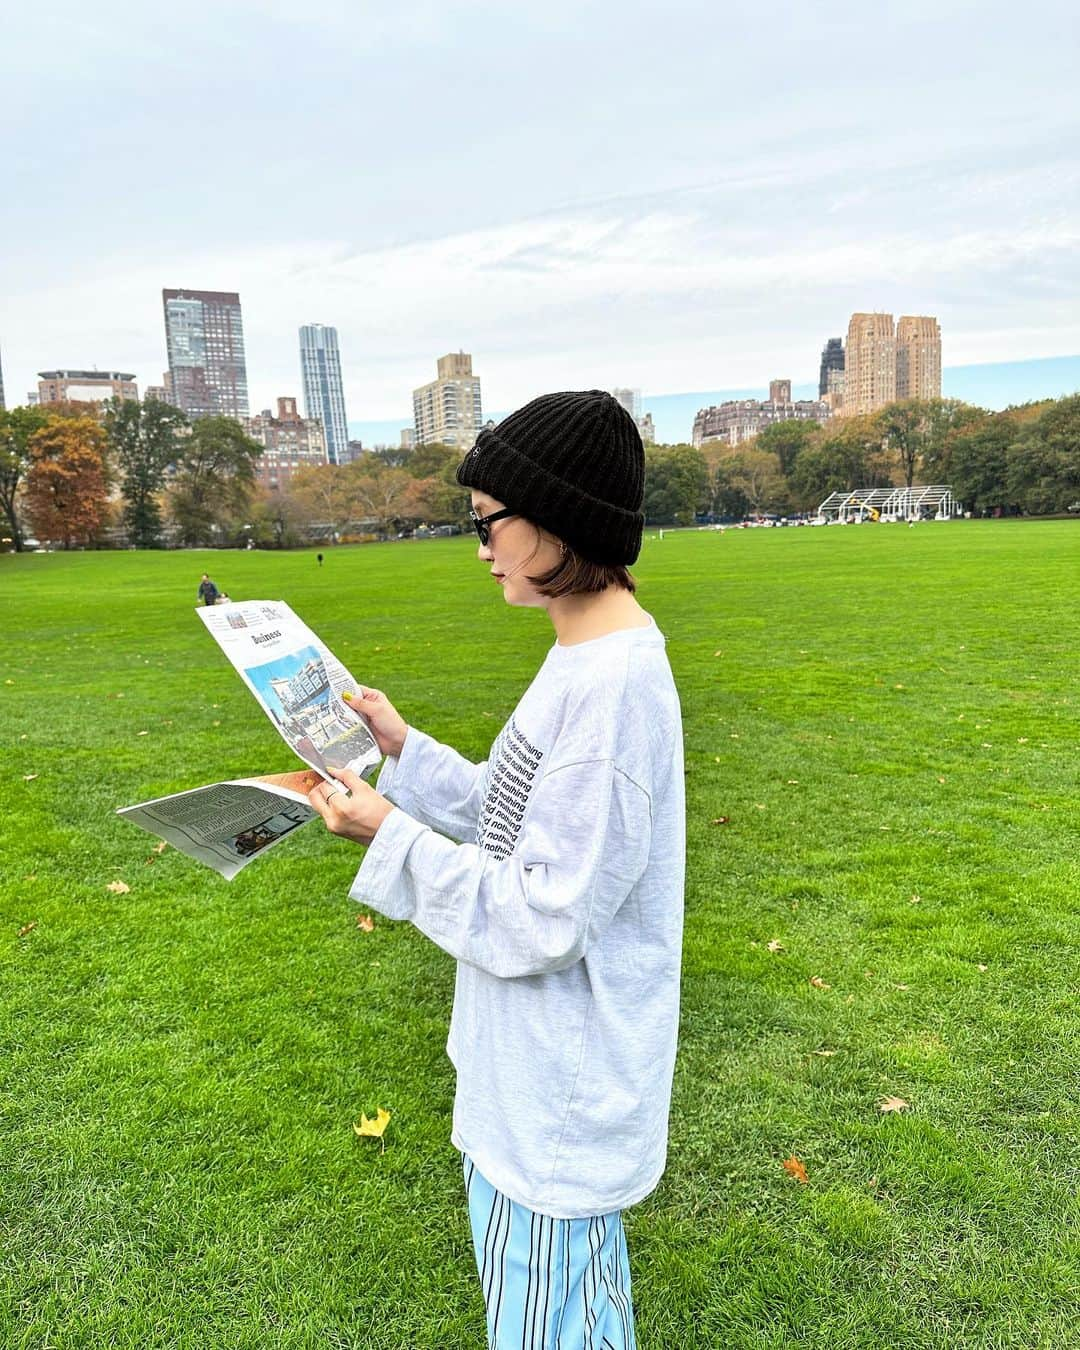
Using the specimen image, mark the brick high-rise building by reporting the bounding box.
[243,397,327,490]
[413,351,483,450]
[37,370,138,404]
[769,378,792,405]
[843,313,896,416]
[896,316,942,401]
[299,324,349,466]
[162,288,249,418]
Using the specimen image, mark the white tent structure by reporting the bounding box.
[817,486,961,522]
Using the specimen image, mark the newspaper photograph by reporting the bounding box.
[118,774,320,880]
[196,601,380,780]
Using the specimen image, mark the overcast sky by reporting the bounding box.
[2,0,1078,426]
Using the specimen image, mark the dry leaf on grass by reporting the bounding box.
[354,1108,391,1149]
[711,816,729,825]
[766,940,785,953]
[23,774,38,782]
[877,1095,909,1114]
[18,922,37,938]
[782,1156,809,1183]
[356,914,375,932]
[809,976,830,990]
[152,841,168,854]
[813,1049,838,1057]
[106,880,131,894]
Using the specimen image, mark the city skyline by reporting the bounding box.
[2,2,1076,427]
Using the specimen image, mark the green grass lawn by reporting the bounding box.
[1,522,1078,1349]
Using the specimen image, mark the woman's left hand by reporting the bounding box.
[306,768,394,844]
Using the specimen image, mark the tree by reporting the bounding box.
[405,442,458,479]
[289,463,357,540]
[0,406,49,549]
[104,397,188,547]
[24,415,109,549]
[642,445,709,525]
[753,420,822,477]
[878,398,972,488]
[348,460,414,535]
[167,417,263,546]
[788,414,888,509]
[1006,395,1080,515]
[719,448,790,515]
[947,418,1016,515]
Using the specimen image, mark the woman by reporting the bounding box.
[308,390,685,1349]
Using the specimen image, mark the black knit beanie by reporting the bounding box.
[456,390,645,565]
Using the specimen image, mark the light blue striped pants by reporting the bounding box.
[464,1154,637,1350]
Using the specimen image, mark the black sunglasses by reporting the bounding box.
[468,507,516,545]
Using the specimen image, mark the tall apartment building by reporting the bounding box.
[818,338,844,398]
[37,369,138,404]
[299,324,349,466]
[769,379,792,405]
[693,384,831,448]
[612,389,656,444]
[413,352,483,450]
[843,313,897,416]
[611,387,643,422]
[162,288,249,418]
[243,397,327,490]
[896,316,942,400]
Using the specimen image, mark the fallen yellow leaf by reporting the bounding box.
[809,975,830,990]
[18,921,37,938]
[106,880,131,894]
[766,939,785,953]
[782,1155,808,1184]
[23,773,38,782]
[152,841,168,854]
[877,1095,909,1114]
[354,1107,391,1139]
[356,914,375,932]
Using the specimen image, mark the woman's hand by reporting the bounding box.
[343,686,408,759]
[306,768,395,844]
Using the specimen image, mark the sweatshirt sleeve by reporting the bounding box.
[350,758,652,978]
[374,727,488,844]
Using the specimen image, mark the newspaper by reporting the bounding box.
[117,601,381,878]
[194,600,380,779]
[118,773,320,880]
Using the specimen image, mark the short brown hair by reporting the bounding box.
[528,544,636,597]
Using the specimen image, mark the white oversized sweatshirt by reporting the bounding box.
[350,619,685,1218]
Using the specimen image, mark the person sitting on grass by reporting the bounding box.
[306,390,685,1350]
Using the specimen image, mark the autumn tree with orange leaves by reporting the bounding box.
[24,415,110,549]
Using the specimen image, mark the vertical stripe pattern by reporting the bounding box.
[464,1154,636,1350]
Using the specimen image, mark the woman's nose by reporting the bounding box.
[477,540,494,562]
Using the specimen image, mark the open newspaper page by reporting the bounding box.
[196,601,381,781]
[118,774,320,880]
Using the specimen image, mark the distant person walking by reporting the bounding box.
[197,574,219,607]
[316,552,324,567]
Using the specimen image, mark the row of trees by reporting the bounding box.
[641,394,1080,524]
[0,399,263,551]
[0,399,471,551]
[3,392,1077,549]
